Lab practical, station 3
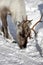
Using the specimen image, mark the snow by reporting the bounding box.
[0,29,43,65]
[0,0,43,65]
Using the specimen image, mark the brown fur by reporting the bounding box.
[0,7,11,38]
[17,16,42,49]
[17,17,32,49]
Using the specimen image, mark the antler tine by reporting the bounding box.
[26,15,33,22]
[22,16,24,21]
[31,15,42,29]
[26,15,27,21]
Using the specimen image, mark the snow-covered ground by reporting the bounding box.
[0,0,43,65]
[0,28,43,65]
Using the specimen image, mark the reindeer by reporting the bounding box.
[0,7,42,49]
[0,9,42,49]
[17,16,42,49]
[0,0,26,39]
[0,0,42,49]
[0,7,11,38]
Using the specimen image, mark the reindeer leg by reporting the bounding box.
[1,26,5,37]
[1,26,4,33]
[4,26,9,38]
[1,13,9,38]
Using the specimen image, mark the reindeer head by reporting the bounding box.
[17,16,32,49]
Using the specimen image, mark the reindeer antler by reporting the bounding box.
[31,15,42,30]
[26,15,33,22]
[30,15,42,36]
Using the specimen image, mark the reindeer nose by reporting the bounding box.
[20,45,27,49]
[19,40,27,49]
[19,42,27,49]
[23,44,27,48]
